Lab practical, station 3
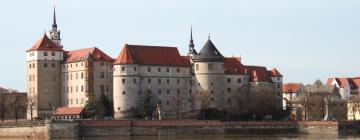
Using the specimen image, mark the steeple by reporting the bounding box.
[52,6,57,29]
[49,5,62,48]
[188,26,197,56]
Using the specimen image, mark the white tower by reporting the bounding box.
[192,36,225,111]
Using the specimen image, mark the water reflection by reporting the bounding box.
[79,134,360,140]
[3,135,360,140]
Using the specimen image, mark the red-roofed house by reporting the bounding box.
[326,77,360,100]
[53,107,84,120]
[282,83,305,110]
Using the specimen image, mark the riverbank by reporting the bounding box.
[1,120,360,138]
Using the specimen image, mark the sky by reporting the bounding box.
[1,0,360,91]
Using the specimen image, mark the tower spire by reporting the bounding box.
[52,6,57,28]
[49,5,62,47]
[188,25,197,56]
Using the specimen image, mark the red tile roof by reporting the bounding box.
[246,66,272,82]
[53,107,83,116]
[269,68,283,77]
[327,77,359,90]
[224,57,246,75]
[283,83,303,93]
[326,78,349,88]
[65,47,114,63]
[114,44,190,66]
[26,34,63,52]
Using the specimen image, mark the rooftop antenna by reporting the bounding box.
[208,33,211,39]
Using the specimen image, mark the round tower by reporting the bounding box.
[113,45,140,119]
[192,37,225,111]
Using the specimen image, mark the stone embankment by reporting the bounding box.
[1,120,360,138]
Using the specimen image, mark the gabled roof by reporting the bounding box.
[269,68,283,77]
[26,34,63,52]
[53,107,84,116]
[224,57,246,75]
[193,39,224,61]
[114,44,190,66]
[246,66,272,82]
[65,47,113,63]
[283,83,303,93]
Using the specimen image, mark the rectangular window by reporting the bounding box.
[158,89,161,94]
[134,79,137,84]
[52,63,55,68]
[167,79,170,84]
[148,67,151,72]
[148,78,151,83]
[238,78,242,83]
[44,63,48,68]
[81,72,84,79]
[100,72,105,78]
[100,85,105,94]
[177,79,180,84]
[106,85,109,92]
[166,68,170,72]
[227,88,231,92]
[196,64,199,71]
[158,67,161,72]
[227,78,231,83]
[122,79,125,83]
[158,79,161,84]
[51,52,55,56]
[177,89,180,94]
[44,52,48,56]
[167,89,170,94]
[81,85,84,92]
[134,67,137,71]
[208,63,213,71]
[177,68,180,73]
[121,67,125,71]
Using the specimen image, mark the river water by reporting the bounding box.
[2,134,360,140]
[79,135,360,140]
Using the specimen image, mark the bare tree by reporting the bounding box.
[170,93,185,119]
[195,90,211,111]
[194,90,211,119]
[0,93,5,121]
[248,86,277,119]
[27,95,37,121]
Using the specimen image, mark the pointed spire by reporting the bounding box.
[190,25,193,41]
[52,6,57,28]
[208,33,211,40]
[188,25,197,55]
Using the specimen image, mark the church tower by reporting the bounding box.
[26,7,63,119]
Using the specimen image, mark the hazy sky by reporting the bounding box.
[1,0,360,91]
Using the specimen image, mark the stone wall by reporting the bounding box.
[1,120,360,138]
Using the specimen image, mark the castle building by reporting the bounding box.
[113,30,283,119]
[26,8,113,119]
[26,8,283,120]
